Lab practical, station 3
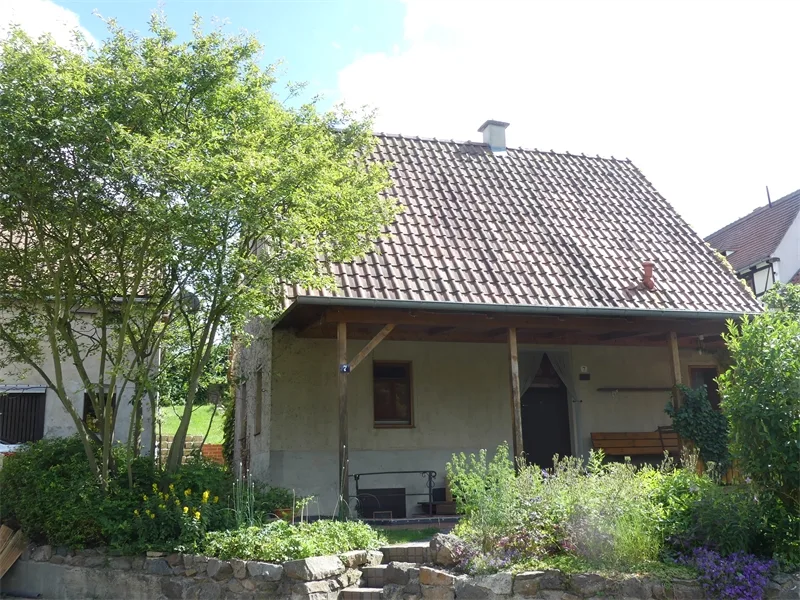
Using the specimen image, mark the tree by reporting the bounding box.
[0,14,396,478]
[718,284,800,511]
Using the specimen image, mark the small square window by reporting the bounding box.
[83,390,116,435]
[373,362,413,427]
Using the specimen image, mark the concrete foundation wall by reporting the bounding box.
[250,330,717,516]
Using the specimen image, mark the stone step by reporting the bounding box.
[379,542,429,564]
[341,588,383,600]
[362,564,388,588]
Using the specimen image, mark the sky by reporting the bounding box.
[1,0,798,237]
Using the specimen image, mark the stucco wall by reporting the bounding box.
[0,314,152,449]
[234,316,273,480]
[256,331,717,517]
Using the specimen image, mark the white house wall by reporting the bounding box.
[774,208,800,284]
[0,313,153,448]
[248,330,717,517]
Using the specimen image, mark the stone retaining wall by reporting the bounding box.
[381,564,800,599]
[3,541,798,600]
[2,544,383,600]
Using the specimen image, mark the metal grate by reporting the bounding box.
[0,393,46,443]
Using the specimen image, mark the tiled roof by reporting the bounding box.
[288,134,761,315]
[706,189,800,272]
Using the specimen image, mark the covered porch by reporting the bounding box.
[269,301,728,518]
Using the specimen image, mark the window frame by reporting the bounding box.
[688,365,721,411]
[82,389,116,435]
[372,360,414,429]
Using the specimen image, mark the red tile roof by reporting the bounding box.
[288,134,761,316]
[706,189,800,272]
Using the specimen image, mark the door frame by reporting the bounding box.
[518,347,582,458]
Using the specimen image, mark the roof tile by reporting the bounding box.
[289,135,761,315]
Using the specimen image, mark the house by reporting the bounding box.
[0,314,154,451]
[234,120,760,519]
[706,189,800,297]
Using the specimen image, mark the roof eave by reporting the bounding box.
[272,295,761,328]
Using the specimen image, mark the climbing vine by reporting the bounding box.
[665,384,730,471]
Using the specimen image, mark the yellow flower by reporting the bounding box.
[194,511,201,521]
[175,499,181,506]
[213,496,219,504]
[169,484,175,492]
[145,509,152,517]
[159,504,166,510]
[202,491,210,504]
[150,513,155,519]
[142,495,148,502]
[184,489,191,497]
[152,483,158,492]
[183,506,189,514]
[133,509,140,517]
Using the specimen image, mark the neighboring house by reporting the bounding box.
[0,315,154,450]
[706,189,800,297]
[235,120,760,518]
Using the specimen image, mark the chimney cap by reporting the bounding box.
[478,120,510,133]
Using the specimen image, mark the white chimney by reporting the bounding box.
[478,120,510,153]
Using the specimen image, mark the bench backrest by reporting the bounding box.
[591,431,679,456]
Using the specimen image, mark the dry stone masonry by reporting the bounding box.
[4,536,799,600]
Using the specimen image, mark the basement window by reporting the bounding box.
[0,391,46,443]
[373,362,413,428]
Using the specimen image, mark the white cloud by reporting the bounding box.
[0,0,96,49]
[337,0,800,235]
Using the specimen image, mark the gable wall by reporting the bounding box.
[774,208,800,284]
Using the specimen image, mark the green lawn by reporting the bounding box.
[159,404,225,444]
[378,527,441,544]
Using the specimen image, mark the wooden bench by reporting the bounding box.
[591,429,679,457]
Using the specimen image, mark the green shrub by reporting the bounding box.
[130,482,228,552]
[0,436,108,547]
[719,284,800,515]
[0,436,235,551]
[665,385,730,470]
[204,519,386,562]
[447,443,525,552]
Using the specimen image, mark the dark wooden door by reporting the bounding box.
[521,385,571,469]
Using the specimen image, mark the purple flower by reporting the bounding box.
[682,547,774,600]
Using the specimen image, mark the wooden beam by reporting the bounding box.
[322,307,727,337]
[508,328,524,461]
[337,322,349,518]
[668,331,682,409]
[348,324,395,372]
[427,326,456,336]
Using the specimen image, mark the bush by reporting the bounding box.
[204,519,386,562]
[0,436,237,551]
[446,444,785,574]
[719,284,800,512]
[0,436,108,547]
[719,284,800,564]
[665,385,730,470]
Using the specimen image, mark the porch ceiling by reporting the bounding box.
[281,305,729,347]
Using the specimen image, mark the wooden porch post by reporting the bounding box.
[508,328,524,461]
[668,331,682,409]
[337,322,349,517]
